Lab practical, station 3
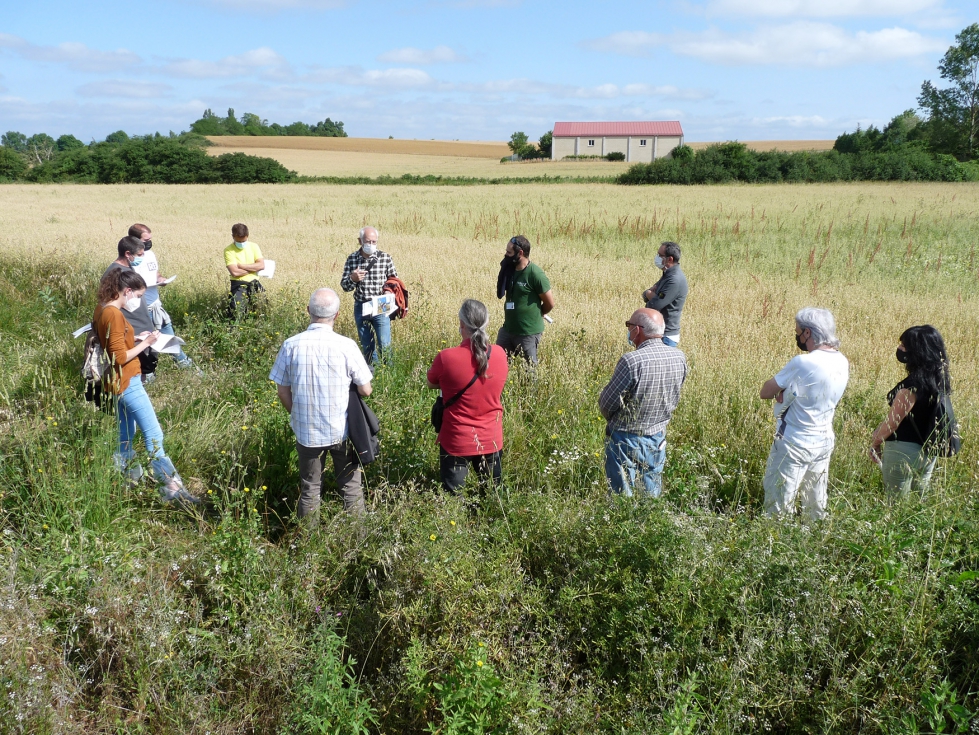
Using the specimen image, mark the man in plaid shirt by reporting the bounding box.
[340,226,398,365]
[599,308,688,497]
[270,288,373,520]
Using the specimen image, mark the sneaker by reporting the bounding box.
[177,357,205,377]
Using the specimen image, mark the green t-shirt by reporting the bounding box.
[503,262,551,336]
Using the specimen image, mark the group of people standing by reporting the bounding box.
[89,226,958,522]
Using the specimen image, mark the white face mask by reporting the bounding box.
[123,295,141,312]
[626,327,635,346]
[361,242,377,256]
[654,254,665,270]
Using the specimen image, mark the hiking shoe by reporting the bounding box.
[160,479,202,506]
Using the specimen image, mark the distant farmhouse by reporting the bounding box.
[551,121,684,163]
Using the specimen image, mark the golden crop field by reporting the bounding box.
[204,136,835,178]
[3,181,977,470]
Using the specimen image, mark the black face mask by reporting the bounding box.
[509,250,522,264]
[796,332,808,352]
[142,239,152,250]
[896,348,908,364]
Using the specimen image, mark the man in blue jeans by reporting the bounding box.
[340,226,398,366]
[599,308,688,497]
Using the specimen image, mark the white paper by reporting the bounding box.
[360,293,399,318]
[161,275,177,285]
[73,323,93,339]
[149,334,186,355]
[543,315,554,323]
[258,259,276,278]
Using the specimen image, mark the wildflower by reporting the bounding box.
[42,524,49,530]
[207,489,213,495]
[261,485,267,491]
[241,425,248,431]
[557,409,563,415]
[429,534,437,541]
[45,416,53,420]
[478,642,485,647]
[477,660,484,667]
[52,422,58,427]
[244,487,250,493]
[252,508,258,513]
[550,434,557,440]
[450,520,456,526]
[221,451,226,455]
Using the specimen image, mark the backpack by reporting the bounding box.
[81,328,112,408]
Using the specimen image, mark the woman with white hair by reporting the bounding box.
[759,307,850,520]
[427,299,508,495]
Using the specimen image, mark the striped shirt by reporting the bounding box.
[599,338,688,436]
[340,250,398,302]
[269,323,373,448]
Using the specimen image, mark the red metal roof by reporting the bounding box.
[553,121,683,137]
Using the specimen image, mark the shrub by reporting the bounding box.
[605,151,626,161]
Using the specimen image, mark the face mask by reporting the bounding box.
[654,255,665,269]
[626,327,636,346]
[795,332,808,352]
[142,239,153,250]
[131,256,143,267]
[123,295,141,312]
[896,348,909,364]
[234,240,246,250]
[361,242,377,256]
[509,250,522,264]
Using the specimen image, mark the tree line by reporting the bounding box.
[621,23,979,185]
[0,130,297,184]
[190,108,346,138]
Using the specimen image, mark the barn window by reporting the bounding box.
[639,139,647,146]
[587,139,595,147]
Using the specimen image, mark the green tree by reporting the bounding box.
[508,131,530,155]
[538,130,553,158]
[25,133,56,165]
[0,147,27,179]
[191,109,225,136]
[56,134,85,152]
[2,131,28,152]
[104,130,130,145]
[918,23,979,159]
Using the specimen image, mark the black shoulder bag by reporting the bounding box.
[431,373,479,433]
[913,391,961,457]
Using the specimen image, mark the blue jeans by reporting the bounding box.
[353,303,391,365]
[605,429,666,497]
[662,335,679,348]
[159,320,190,363]
[116,379,178,485]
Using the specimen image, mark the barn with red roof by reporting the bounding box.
[551,121,684,162]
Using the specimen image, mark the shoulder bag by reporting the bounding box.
[431,372,479,433]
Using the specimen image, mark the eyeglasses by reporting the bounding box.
[625,321,637,328]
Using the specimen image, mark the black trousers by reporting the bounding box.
[228,279,265,316]
[439,447,502,494]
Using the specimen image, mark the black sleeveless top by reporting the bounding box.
[886,377,939,446]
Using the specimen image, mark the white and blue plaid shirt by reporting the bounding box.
[269,323,373,448]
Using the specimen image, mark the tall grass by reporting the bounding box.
[0,182,977,733]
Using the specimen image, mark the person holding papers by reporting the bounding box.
[224,222,266,317]
[340,226,398,366]
[128,223,196,370]
[94,268,198,506]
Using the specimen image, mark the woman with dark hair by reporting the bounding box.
[870,325,953,497]
[427,299,508,494]
[94,268,198,505]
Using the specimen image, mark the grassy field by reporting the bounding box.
[1,181,978,732]
[205,136,835,178]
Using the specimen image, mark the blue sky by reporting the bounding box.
[0,0,972,143]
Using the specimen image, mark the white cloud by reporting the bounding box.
[701,0,941,17]
[162,47,290,79]
[306,66,436,89]
[377,46,468,65]
[586,22,947,66]
[750,114,831,127]
[461,77,710,100]
[76,80,173,98]
[0,33,140,73]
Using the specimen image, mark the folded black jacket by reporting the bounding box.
[347,385,380,465]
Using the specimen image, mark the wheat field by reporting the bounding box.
[204,136,836,177]
[3,181,977,468]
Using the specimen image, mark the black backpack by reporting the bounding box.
[929,393,961,457]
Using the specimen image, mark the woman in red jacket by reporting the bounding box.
[94,268,198,505]
[427,299,508,494]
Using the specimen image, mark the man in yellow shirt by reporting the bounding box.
[224,222,265,316]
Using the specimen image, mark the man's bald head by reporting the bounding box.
[308,288,340,322]
[631,308,665,341]
[359,226,378,243]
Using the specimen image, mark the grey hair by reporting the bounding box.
[633,310,665,338]
[308,288,340,320]
[795,307,840,349]
[459,299,491,376]
[359,226,378,242]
